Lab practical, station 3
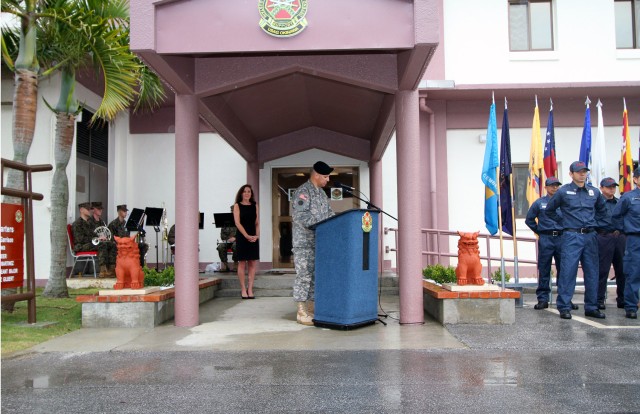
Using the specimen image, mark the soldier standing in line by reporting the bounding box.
[89,202,116,277]
[525,177,564,310]
[612,167,640,319]
[217,206,237,272]
[545,161,607,320]
[595,177,626,310]
[291,161,335,325]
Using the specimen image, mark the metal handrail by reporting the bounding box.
[384,227,540,283]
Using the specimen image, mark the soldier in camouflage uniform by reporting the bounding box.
[108,204,148,267]
[217,208,237,272]
[292,161,335,325]
[90,202,116,277]
[70,202,98,276]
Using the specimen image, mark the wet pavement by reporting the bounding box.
[2,292,640,413]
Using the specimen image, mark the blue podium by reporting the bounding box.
[311,209,380,330]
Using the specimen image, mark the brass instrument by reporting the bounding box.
[91,226,112,245]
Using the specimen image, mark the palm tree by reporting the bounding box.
[2,0,165,298]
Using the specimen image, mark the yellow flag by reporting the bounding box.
[526,103,543,207]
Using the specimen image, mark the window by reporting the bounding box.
[615,0,640,49]
[512,162,562,219]
[512,163,531,219]
[509,0,554,51]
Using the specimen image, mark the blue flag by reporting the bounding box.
[499,107,513,236]
[482,102,499,235]
[579,101,592,182]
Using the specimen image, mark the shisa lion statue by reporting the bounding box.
[455,231,484,286]
[113,236,145,289]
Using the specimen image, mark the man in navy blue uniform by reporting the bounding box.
[525,176,563,310]
[546,161,607,320]
[612,167,640,319]
[595,177,626,310]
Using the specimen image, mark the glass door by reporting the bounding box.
[271,166,359,268]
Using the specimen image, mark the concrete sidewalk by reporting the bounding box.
[2,291,640,413]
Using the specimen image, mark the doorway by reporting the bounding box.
[271,166,360,268]
[75,108,109,220]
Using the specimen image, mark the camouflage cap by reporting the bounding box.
[91,201,103,209]
[117,204,128,212]
[78,202,91,210]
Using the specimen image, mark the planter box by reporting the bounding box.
[76,278,221,328]
[422,280,520,325]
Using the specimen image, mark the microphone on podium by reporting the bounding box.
[334,182,355,191]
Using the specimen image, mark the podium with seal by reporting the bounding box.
[310,209,380,330]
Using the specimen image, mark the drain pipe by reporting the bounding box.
[419,97,438,246]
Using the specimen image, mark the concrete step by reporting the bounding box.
[209,271,399,297]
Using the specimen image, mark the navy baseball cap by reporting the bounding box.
[600,177,619,187]
[569,161,590,172]
[313,161,333,175]
[545,177,561,186]
[634,167,640,178]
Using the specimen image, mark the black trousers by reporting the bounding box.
[597,233,626,305]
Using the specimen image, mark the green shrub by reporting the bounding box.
[143,265,175,287]
[422,264,457,285]
[490,269,511,283]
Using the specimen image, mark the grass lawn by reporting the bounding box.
[1,287,99,356]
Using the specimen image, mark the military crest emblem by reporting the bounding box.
[361,211,373,233]
[258,0,308,38]
[15,209,23,223]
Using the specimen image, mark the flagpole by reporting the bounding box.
[506,97,518,283]
[495,93,505,288]
[509,171,519,284]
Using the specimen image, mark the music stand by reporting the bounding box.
[199,212,204,230]
[213,213,234,228]
[126,208,146,232]
[145,207,164,270]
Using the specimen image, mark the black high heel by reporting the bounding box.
[241,289,249,299]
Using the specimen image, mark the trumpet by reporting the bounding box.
[92,226,112,245]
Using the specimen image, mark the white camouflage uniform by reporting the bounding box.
[292,180,334,302]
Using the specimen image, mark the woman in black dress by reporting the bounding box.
[233,184,260,299]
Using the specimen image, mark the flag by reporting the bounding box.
[543,104,558,179]
[526,101,543,207]
[591,99,607,186]
[579,98,592,184]
[481,100,499,235]
[620,98,633,193]
[499,105,513,236]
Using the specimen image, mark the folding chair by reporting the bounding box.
[66,224,98,278]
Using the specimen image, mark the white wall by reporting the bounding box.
[444,0,640,84]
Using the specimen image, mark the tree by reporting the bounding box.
[2,0,165,299]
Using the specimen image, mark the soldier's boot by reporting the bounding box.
[99,265,109,278]
[307,300,314,315]
[108,264,117,278]
[296,302,314,326]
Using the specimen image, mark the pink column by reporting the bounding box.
[174,94,200,327]
[246,161,259,201]
[395,89,424,324]
[369,159,384,272]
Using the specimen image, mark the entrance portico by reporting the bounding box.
[130,0,439,326]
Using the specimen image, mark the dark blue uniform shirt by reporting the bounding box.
[596,196,622,232]
[545,181,606,229]
[525,195,563,234]
[612,188,640,233]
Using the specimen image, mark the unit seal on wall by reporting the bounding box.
[258,0,308,37]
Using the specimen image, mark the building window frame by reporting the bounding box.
[615,0,640,49]
[508,0,555,52]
